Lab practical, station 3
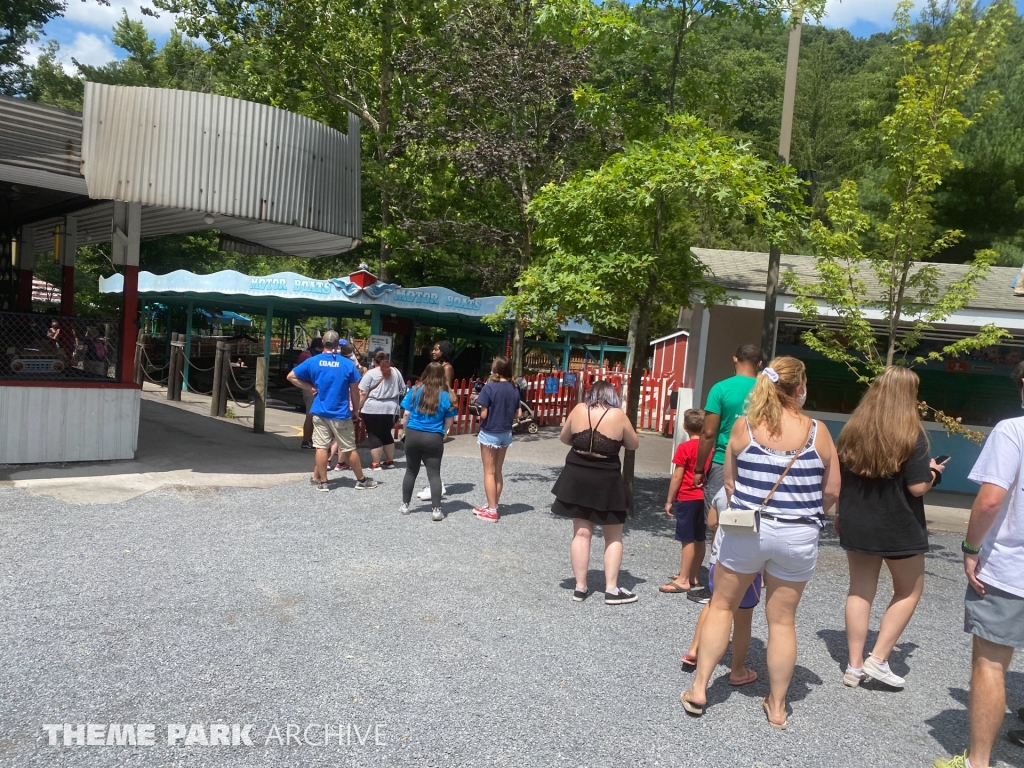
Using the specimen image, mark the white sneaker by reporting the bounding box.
[843,666,865,688]
[399,503,411,516]
[417,484,447,501]
[863,657,905,688]
[431,508,444,522]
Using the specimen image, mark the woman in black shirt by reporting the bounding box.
[836,366,946,690]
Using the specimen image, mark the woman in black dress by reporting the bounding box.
[552,381,640,605]
[836,366,946,689]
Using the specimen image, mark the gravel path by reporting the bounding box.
[1,455,1021,767]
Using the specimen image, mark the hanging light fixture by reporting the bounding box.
[52,225,63,264]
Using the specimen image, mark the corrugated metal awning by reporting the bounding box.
[5,85,361,259]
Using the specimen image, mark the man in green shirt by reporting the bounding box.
[687,344,762,601]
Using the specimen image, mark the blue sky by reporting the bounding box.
[28,0,1024,72]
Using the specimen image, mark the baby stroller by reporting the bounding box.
[513,377,539,434]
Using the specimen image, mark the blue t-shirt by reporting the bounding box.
[292,351,361,420]
[401,387,458,434]
[476,380,520,434]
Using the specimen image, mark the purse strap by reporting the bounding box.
[756,419,813,513]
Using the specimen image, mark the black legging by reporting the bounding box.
[402,429,444,507]
[362,413,395,450]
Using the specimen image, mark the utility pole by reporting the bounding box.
[761,7,803,361]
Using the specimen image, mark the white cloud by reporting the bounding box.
[62,0,179,37]
[22,32,119,73]
[822,0,921,28]
[65,31,120,66]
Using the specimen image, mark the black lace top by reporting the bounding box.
[570,407,623,458]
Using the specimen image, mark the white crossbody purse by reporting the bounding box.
[720,423,811,534]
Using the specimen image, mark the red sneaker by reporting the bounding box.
[474,507,499,522]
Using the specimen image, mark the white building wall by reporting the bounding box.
[0,386,140,464]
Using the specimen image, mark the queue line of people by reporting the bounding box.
[553,343,1022,767]
[288,333,1023,766]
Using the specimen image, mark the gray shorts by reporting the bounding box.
[964,582,1024,649]
[703,462,725,516]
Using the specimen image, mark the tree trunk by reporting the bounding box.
[511,321,525,378]
[622,275,658,513]
[511,214,532,378]
[377,7,394,282]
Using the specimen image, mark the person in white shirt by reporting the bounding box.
[934,362,1024,768]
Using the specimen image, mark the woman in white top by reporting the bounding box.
[682,356,840,728]
[358,351,407,470]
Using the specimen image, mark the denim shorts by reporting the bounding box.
[478,429,513,449]
[717,516,820,583]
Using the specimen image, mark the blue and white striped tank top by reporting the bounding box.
[732,420,825,519]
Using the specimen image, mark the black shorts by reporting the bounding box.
[674,499,706,543]
[361,413,395,449]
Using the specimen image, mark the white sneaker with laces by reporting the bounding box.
[431,508,444,522]
[418,484,447,501]
[399,503,411,516]
[843,666,865,688]
[863,657,905,688]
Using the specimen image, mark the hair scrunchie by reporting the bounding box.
[761,367,780,383]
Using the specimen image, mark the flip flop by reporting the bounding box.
[680,691,704,717]
[681,654,698,673]
[660,581,690,593]
[729,669,758,687]
[762,697,787,730]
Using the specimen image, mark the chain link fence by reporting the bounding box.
[0,311,119,381]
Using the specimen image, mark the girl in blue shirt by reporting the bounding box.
[473,356,521,522]
[399,363,458,521]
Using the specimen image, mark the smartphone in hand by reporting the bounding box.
[934,455,951,464]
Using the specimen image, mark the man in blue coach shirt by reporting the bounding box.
[287,330,378,493]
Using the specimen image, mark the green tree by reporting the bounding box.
[786,0,1015,437]
[502,116,807,499]
[1,0,66,94]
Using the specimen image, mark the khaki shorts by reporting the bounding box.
[312,416,356,452]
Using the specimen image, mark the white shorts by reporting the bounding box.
[716,517,820,583]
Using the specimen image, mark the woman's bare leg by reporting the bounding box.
[763,572,809,724]
[845,552,883,669]
[869,555,925,663]
[570,519,594,591]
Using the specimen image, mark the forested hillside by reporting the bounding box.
[4,0,1023,338]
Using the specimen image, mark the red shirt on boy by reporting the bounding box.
[672,438,711,502]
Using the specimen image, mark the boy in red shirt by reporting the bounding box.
[662,409,712,593]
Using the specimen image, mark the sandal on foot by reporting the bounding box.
[660,580,690,593]
[729,669,758,687]
[681,654,698,673]
[762,697,787,730]
[680,691,704,717]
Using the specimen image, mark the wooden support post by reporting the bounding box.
[211,341,226,416]
[182,300,193,392]
[166,332,179,400]
[218,344,231,417]
[134,330,145,386]
[254,356,267,434]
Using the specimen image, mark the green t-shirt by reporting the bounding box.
[704,374,757,465]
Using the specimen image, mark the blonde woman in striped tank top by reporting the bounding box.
[682,356,840,728]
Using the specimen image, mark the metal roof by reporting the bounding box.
[4,86,361,258]
[81,83,361,246]
[0,95,82,178]
[692,248,1024,314]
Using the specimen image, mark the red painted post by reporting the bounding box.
[61,265,75,316]
[119,264,139,384]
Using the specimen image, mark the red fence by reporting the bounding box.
[347,368,679,443]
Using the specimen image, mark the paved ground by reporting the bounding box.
[1,452,1021,767]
